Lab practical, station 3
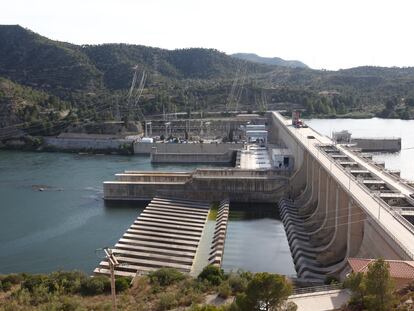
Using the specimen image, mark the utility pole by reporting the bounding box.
[104,248,119,311]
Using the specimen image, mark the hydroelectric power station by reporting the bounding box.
[99,111,414,283]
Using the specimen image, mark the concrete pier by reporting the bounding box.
[94,197,210,277]
[208,200,230,267]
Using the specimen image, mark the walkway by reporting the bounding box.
[288,289,350,311]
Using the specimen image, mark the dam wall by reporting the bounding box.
[134,142,243,155]
[272,111,414,282]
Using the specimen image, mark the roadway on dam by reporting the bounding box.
[273,112,414,259]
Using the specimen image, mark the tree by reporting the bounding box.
[364,259,395,311]
[344,271,366,308]
[236,272,292,311]
[345,258,396,311]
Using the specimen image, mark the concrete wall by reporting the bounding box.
[104,168,290,203]
[269,113,305,170]
[151,152,234,164]
[43,137,132,151]
[134,142,244,155]
[353,138,401,152]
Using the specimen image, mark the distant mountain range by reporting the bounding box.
[231,53,308,68]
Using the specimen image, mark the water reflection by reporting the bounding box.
[222,203,296,276]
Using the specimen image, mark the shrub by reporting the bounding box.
[80,276,110,296]
[31,284,52,305]
[324,275,339,285]
[157,292,178,311]
[115,276,131,292]
[2,273,25,285]
[21,274,49,293]
[198,265,224,286]
[148,268,185,287]
[48,271,86,294]
[227,273,248,294]
[218,281,232,299]
[59,296,82,311]
[2,281,12,292]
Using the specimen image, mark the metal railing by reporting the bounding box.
[292,283,342,295]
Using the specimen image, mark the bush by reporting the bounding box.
[48,271,86,294]
[115,276,131,292]
[218,281,232,299]
[198,265,224,286]
[149,268,185,287]
[157,292,178,311]
[227,273,248,294]
[324,275,339,285]
[80,276,110,296]
[21,274,49,293]
[2,273,25,285]
[2,281,12,292]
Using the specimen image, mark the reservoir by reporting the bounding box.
[1,118,413,275]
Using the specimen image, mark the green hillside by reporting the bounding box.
[1,24,414,138]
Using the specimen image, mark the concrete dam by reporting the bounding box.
[103,111,414,282]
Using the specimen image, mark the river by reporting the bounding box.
[0,152,215,274]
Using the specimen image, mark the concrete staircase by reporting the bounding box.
[94,197,210,277]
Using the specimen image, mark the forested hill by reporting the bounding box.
[0,25,271,93]
[1,24,414,135]
[231,53,308,68]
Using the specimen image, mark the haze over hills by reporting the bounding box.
[1,24,414,135]
[231,53,308,69]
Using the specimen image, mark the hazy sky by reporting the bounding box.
[1,0,413,70]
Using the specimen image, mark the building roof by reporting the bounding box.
[348,258,414,279]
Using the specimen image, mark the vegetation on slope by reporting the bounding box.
[1,24,414,138]
[0,266,296,311]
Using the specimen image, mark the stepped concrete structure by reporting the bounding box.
[94,197,211,277]
[270,111,414,281]
[208,200,230,267]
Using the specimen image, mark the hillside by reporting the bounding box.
[0,77,69,128]
[231,53,308,68]
[1,24,414,138]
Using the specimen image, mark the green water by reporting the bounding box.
[221,203,296,276]
[0,151,213,274]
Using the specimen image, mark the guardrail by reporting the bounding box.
[292,283,342,295]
